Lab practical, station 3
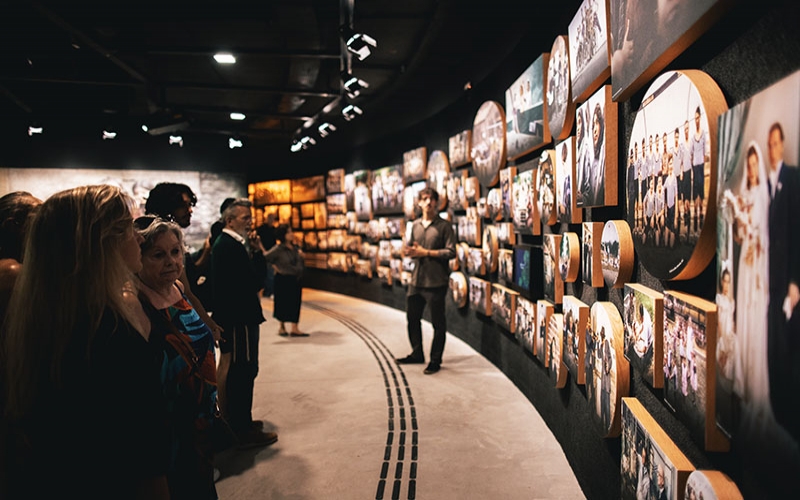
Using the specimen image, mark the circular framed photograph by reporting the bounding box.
[482,224,499,273]
[559,231,581,283]
[587,301,630,438]
[471,100,507,188]
[449,272,468,308]
[546,35,575,141]
[487,188,503,221]
[601,220,635,289]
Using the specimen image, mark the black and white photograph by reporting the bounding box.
[326,193,347,215]
[291,174,326,203]
[403,146,427,183]
[559,231,580,283]
[449,129,472,168]
[253,179,291,206]
[403,180,427,220]
[469,276,492,316]
[684,470,743,500]
[601,219,634,289]
[446,170,469,211]
[466,247,486,276]
[537,149,557,226]
[497,222,516,245]
[546,35,575,141]
[505,54,550,161]
[516,296,536,354]
[449,272,468,308]
[587,301,629,437]
[327,168,345,194]
[482,224,499,273]
[543,233,563,304]
[575,85,616,208]
[512,163,539,235]
[499,248,514,283]
[471,100,507,187]
[568,0,610,102]
[536,300,554,363]
[492,283,518,333]
[326,252,349,273]
[547,313,567,388]
[582,221,604,287]
[624,284,664,388]
[556,137,581,224]
[371,165,404,214]
[563,295,589,385]
[499,166,517,220]
[487,188,503,221]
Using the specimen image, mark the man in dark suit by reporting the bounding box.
[766,122,800,442]
[211,198,276,447]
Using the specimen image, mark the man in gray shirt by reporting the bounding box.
[396,188,456,374]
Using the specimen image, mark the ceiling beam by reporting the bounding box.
[0,84,33,113]
[142,48,340,59]
[182,105,314,122]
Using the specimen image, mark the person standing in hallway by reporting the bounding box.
[396,187,456,374]
[257,224,306,336]
[256,212,278,298]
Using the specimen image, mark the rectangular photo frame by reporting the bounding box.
[556,136,582,223]
[516,296,536,355]
[403,146,427,183]
[506,53,551,161]
[469,276,492,316]
[491,283,519,333]
[568,0,611,103]
[575,85,618,208]
[624,283,664,388]
[449,129,472,168]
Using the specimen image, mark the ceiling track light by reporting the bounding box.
[230,112,246,121]
[343,74,369,98]
[213,52,236,64]
[28,125,43,136]
[229,137,243,149]
[318,122,337,138]
[102,130,117,140]
[342,104,363,121]
[291,140,303,153]
[168,135,184,147]
[342,28,377,61]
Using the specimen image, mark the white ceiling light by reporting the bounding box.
[343,75,369,98]
[168,135,183,147]
[229,138,243,149]
[290,140,303,153]
[213,52,236,64]
[344,31,377,61]
[141,124,149,132]
[102,130,117,140]
[318,122,337,137]
[27,126,43,136]
[342,104,363,121]
[230,112,246,120]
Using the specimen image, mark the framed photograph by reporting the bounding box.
[449,129,472,168]
[327,229,346,251]
[403,146,427,183]
[546,35,576,142]
[556,137,581,224]
[471,100,507,187]
[663,291,728,451]
[547,313,568,388]
[512,244,532,294]
[455,242,469,273]
[426,150,450,210]
[498,248,514,283]
[469,276,492,316]
[301,219,315,231]
[464,176,481,204]
[496,222,516,245]
[291,206,301,229]
[303,230,318,251]
[377,265,393,286]
[278,204,292,226]
[587,301,630,437]
[609,0,731,102]
[449,272,468,308]
[300,203,315,219]
[621,398,694,500]
[377,240,392,265]
[506,53,551,161]
[516,296,536,354]
[537,149,557,226]
[486,188,503,222]
[291,175,326,203]
[543,233,563,304]
[582,221,604,287]
[563,295,590,385]
[575,85,618,208]
[512,165,540,236]
[327,168,345,194]
[627,70,727,281]
[314,202,327,229]
[446,171,468,211]
[492,283,519,333]
[624,284,664,388]
[482,225,499,273]
[685,471,743,500]
[601,219,634,289]
[568,0,611,103]
[372,165,405,215]
[559,231,581,283]
[327,214,348,229]
[535,300,554,362]
[499,166,517,220]
[390,258,402,281]
[327,252,349,273]
[467,247,486,276]
[253,179,292,206]
[355,259,373,279]
[403,180,427,220]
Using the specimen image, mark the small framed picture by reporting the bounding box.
[587,301,630,437]
[563,295,590,385]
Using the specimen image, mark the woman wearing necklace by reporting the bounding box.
[257,223,306,336]
[134,216,219,500]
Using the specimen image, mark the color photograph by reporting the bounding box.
[471,100,507,187]
[253,178,291,206]
[505,54,550,161]
[624,284,664,388]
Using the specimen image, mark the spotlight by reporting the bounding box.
[141,124,149,132]
[343,74,369,98]
[342,27,377,61]
[318,122,337,138]
[291,140,303,153]
[213,52,236,64]
[169,135,184,147]
[300,136,316,149]
[28,126,43,136]
[230,112,246,121]
[102,130,117,140]
[342,104,362,121]
[229,137,243,149]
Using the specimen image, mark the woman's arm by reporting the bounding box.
[178,267,222,342]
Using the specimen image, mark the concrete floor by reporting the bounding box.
[214,289,584,499]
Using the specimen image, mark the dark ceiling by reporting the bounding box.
[0,0,579,172]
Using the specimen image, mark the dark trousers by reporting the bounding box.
[406,286,447,364]
[224,322,260,434]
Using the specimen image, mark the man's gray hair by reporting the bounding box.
[222,198,252,223]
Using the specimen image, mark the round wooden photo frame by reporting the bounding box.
[626,69,727,280]
[559,231,581,283]
[601,220,635,289]
[587,301,630,438]
[685,471,743,500]
[487,188,503,221]
[471,100,507,188]
[482,224,499,273]
[546,35,575,142]
[427,150,450,210]
[456,242,470,272]
[449,272,468,308]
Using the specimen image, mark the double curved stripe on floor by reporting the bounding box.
[305,302,418,500]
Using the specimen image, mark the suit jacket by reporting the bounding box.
[769,164,800,295]
[210,232,267,326]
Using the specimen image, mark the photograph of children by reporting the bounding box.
[253,179,291,206]
[568,0,610,103]
[516,297,536,354]
[327,168,345,193]
[512,162,540,235]
[543,234,563,304]
[499,248,514,284]
[627,70,722,280]
[582,222,604,287]
[291,174,326,203]
[587,301,629,437]
[559,232,580,283]
[610,0,729,102]
[684,471,743,500]
[482,225,498,273]
[371,165,404,214]
[471,100,507,187]
[535,300,554,362]
[487,188,503,221]
[467,247,486,276]
[576,86,616,208]
[497,222,516,245]
[469,277,492,316]
[492,284,518,333]
[547,313,564,377]
[537,149,557,226]
[556,138,581,224]
[403,146,427,183]
[449,272,468,308]
[495,167,515,219]
[427,150,450,210]
[601,219,633,288]
[714,70,800,491]
[449,129,472,168]
[403,180,427,220]
[563,295,589,385]
[506,54,550,161]
[663,291,727,451]
[546,35,575,142]
[624,284,664,388]
[446,171,468,211]
[314,202,327,229]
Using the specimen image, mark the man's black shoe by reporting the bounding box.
[396,355,425,364]
[424,363,440,374]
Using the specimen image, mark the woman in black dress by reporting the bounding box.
[260,224,306,336]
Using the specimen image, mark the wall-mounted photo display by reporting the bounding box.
[278,204,292,226]
[543,233,563,304]
[498,248,514,284]
[327,252,349,273]
[326,193,347,215]
[587,301,630,437]
[547,313,568,388]
[371,165,405,215]
[556,137,581,224]
[609,0,731,102]
[426,150,450,210]
[601,219,634,288]
[496,222,516,245]
[253,179,292,206]
[506,53,551,161]
[469,276,492,316]
[403,180,427,220]
[303,231,319,251]
[327,168,345,194]
[684,470,743,500]
[546,35,576,142]
[624,284,664,388]
[456,242,470,273]
[486,188,503,221]
[390,258,402,282]
[582,221,604,287]
[467,247,486,276]
[476,197,488,219]
[492,283,518,333]
[327,229,347,252]
[627,70,727,281]
[464,176,481,204]
[353,170,373,221]
[482,224,499,273]
[537,149,557,226]
[715,71,800,486]
[355,259,373,279]
[377,265,393,286]
[499,166,517,220]
[663,291,728,452]
[449,272,468,308]
[535,300,555,363]
[300,202,315,219]
[403,146,427,183]
[446,170,469,211]
[512,164,540,235]
[576,85,618,208]
[449,129,472,168]
[621,397,694,500]
[314,202,327,229]
[301,218,315,230]
[559,231,581,283]
[563,295,589,385]
[471,100,507,187]
[291,174,326,203]
[516,296,536,354]
[568,0,610,103]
